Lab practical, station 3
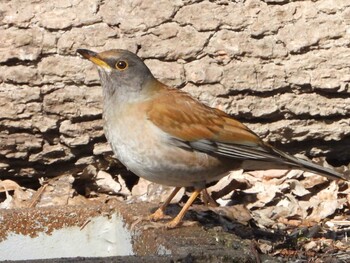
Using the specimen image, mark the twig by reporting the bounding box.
[28,183,48,208]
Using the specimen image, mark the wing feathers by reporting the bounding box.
[146,86,347,181]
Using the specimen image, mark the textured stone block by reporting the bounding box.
[0,0,349,178]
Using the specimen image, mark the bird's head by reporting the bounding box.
[77,49,158,101]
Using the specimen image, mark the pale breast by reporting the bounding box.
[103,102,237,188]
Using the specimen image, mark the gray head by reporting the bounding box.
[77,49,157,102]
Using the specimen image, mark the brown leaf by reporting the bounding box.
[211,204,252,224]
[95,170,121,194]
[0,179,21,192]
[244,182,280,208]
[307,181,344,221]
[301,172,328,188]
[37,175,75,207]
[288,179,310,197]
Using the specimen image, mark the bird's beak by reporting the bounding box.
[77,49,111,70]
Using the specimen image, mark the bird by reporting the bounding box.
[77,48,348,228]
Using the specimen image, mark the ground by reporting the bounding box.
[1,163,350,262]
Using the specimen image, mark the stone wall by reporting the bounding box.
[1,0,349,179]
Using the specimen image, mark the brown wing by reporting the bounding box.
[146,87,284,161]
[146,86,347,181]
[147,88,258,143]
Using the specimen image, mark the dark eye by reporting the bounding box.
[115,60,128,70]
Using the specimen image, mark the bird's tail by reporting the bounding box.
[273,148,348,181]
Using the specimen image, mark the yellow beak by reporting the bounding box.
[77,49,111,70]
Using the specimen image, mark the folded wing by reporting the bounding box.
[146,88,347,181]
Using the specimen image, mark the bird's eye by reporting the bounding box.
[115,60,128,70]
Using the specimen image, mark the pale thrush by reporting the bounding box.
[77,49,348,228]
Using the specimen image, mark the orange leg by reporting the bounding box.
[149,187,181,222]
[166,189,201,229]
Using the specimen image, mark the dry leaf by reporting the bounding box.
[12,187,34,208]
[117,174,131,196]
[307,182,341,221]
[301,172,328,188]
[248,169,289,180]
[37,175,75,207]
[244,182,280,209]
[95,170,121,194]
[208,170,245,200]
[211,204,252,224]
[131,177,152,201]
[0,179,32,209]
[0,179,21,192]
[288,179,310,197]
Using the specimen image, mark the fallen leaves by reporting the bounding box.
[205,167,350,231]
[1,158,349,260]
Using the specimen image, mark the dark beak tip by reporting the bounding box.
[77,48,97,59]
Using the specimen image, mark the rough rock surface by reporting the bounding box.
[0,0,349,178]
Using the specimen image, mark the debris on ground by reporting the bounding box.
[1,157,349,261]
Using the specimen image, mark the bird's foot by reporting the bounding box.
[166,218,198,229]
[148,208,170,222]
[166,217,182,229]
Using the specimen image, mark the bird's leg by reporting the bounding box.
[166,189,201,229]
[149,187,181,222]
[201,188,219,207]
